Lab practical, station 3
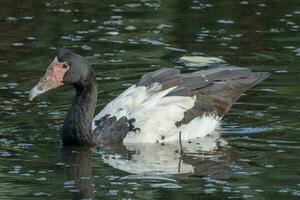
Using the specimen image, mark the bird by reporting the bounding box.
[29,49,270,146]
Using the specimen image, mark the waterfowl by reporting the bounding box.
[29,49,269,146]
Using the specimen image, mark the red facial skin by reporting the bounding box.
[41,57,69,85]
[37,57,70,91]
[29,57,70,101]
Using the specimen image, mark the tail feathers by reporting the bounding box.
[251,72,270,87]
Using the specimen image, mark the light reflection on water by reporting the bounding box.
[0,0,300,199]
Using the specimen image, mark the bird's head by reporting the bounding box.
[29,49,94,101]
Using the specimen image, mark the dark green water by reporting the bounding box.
[1,0,300,199]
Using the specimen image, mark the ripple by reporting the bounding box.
[81,44,92,51]
[20,16,34,20]
[11,43,24,47]
[33,192,52,196]
[204,188,217,193]
[125,26,137,31]
[126,3,141,8]
[6,16,18,22]
[150,183,182,189]
[140,37,166,46]
[218,19,235,24]
[240,1,249,5]
[36,177,47,181]
[121,175,177,182]
[156,24,174,29]
[106,31,119,36]
[0,151,12,157]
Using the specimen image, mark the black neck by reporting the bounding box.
[62,77,97,146]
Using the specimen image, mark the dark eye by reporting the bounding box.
[62,64,69,69]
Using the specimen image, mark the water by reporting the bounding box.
[1,0,300,199]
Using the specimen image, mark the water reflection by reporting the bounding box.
[62,147,95,200]
[97,132,235,177]
[61,132,237,198]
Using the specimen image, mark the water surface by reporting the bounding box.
[1,0,300,199]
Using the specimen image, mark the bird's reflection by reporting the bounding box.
[96,132,233,177]
[61,132,236,199]
[62,146,94,200]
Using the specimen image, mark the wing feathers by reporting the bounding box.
[93,66,269,143]
[137,66,269,124]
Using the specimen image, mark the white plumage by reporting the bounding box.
[93,83,220,144]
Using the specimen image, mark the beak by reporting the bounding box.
[29,79,63,101]
[29,57,69,101]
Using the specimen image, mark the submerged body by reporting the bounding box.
[29,49,270,146]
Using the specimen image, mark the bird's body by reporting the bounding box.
[93,81,219,144]
[92,67,269,144]
[29,49,270,146]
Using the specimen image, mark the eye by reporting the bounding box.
[62,63,69,69]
